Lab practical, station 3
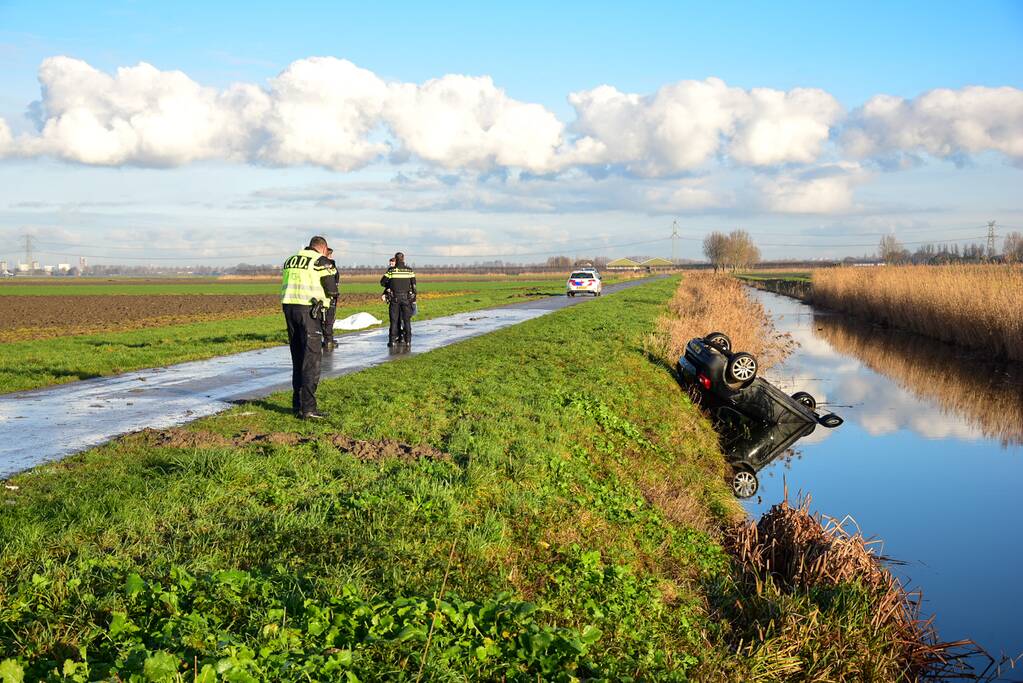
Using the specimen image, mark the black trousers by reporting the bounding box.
[388,299,413,343]
[322,303,337,343]
[283,304,322,414]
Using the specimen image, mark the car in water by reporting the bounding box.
[566,270,602,297]
[677,331,843,497]
[714,408,818,498]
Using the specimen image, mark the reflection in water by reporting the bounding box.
[716,407,817,499]
[813,313,1023,446]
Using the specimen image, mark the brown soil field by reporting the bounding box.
[0,293,380,342]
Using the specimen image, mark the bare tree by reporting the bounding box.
[726,230,760,271]
[546,255,572,269]
[878,234,908,264]
[703,232,728,272]
[1004,232,1023,264]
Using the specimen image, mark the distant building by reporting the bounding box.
[607,257,642,271]
[0,260,7,273]
[16,262,30,272]
[641,257,674,269]
[57,263,71,272]
[43,265,54,274]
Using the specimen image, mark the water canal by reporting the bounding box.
[743,288,1023,666]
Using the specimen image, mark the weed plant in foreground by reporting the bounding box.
[0,277,978,680]
[811,264,1023,361]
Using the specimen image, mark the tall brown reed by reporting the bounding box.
[812,265,1023,361]
[651,273,794,369]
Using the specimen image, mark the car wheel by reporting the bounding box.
[732,468,758,498]
[792,391,816,411]
[819,413,844,428]
[704,332,731,352]
[567,291,575,297]
[726,352,758,385]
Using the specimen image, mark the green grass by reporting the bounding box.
[0,276,742,681]
[0,280,566,394]
[733,271,811,283]
[0,276,922,681]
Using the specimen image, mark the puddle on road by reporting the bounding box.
[744,289,1023,663]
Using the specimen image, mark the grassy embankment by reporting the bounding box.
[0,276,960,680]
[0,278,569,394]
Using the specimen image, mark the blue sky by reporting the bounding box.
[1,1,1021,266]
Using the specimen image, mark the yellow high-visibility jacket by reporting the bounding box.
[280,248,338,306]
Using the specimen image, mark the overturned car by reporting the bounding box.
[677,332,843,498]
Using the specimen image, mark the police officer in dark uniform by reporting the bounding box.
[322,247,341,352]
[380,251,416,348]
[281,236,338,419]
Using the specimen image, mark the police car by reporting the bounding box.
[566,270,602,297]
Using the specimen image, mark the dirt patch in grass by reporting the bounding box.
[0,293,381,342]
[136,427,448,462]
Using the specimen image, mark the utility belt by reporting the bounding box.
[386,290,415,303]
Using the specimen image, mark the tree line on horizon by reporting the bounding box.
[878,232,1023,265]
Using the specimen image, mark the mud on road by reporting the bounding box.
[0,293,381,342]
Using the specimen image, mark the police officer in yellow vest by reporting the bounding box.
[281,236,338,419]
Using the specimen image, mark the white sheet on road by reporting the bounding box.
[334,312,382,330]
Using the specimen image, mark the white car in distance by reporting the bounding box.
[566,270,602,297]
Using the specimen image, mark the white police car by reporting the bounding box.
[566,270,602,297]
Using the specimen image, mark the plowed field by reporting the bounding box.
[0,293,379,342]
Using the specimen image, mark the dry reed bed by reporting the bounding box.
[726,496,986,680]
[812,265,1023,361]
[816,313,1023,446]
[653,273,794,369]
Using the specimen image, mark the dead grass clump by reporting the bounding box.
[725,496,985,680]
[812,264,1023,361]
[651,273,794,370]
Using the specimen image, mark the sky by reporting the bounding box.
[0,0,1021,267]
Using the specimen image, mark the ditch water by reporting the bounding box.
[744,289,1023,667]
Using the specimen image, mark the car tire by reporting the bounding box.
[704,332,731,352]
[819,413,844,428]
[725,352,758,386]
[732,468,758,499]
[791,391,816,411]
[567,292,575,297]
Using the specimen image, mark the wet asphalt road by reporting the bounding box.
[0,277,662,478]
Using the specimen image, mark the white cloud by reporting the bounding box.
[386,74,566,171]
[566,78,842,174]
[0,118,12,154]
[257,57,388,170]
[842,86,1023,163]
[19,57,255,166]
[1,55,1020,215]
[756,162,868,214]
